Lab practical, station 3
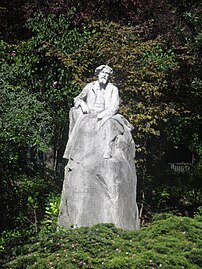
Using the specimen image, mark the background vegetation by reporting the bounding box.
[0,0,201,267]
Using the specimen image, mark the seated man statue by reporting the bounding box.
[59,65,139,230]
[63,64,133,161]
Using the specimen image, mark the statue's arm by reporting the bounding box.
[74,84,90,114]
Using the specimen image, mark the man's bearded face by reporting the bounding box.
[98,68,110,85]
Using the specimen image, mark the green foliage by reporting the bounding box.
[0,40,52,174]
[1,215,202,268]
[40,193,61,233]
[195,206,202,217]
[0,11,92,231]
[26,11,91,54]
[0,172,62,231]
[0,88,51,151]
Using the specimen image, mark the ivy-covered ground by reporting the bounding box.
[1,214,201,269]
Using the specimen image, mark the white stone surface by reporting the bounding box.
[58,65,139,230]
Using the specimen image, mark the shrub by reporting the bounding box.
[1,214,202,269]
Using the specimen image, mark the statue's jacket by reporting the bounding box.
[74,81,119,116]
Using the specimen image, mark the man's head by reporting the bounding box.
[95,65,113,85]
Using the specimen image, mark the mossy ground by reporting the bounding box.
[1,214,202,269]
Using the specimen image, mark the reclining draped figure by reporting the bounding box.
[58,65,139,230]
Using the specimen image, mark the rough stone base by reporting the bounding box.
[58,118,139,230]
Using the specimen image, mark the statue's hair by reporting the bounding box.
[94,65,113,76]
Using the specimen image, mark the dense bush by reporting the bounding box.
[1,214,202,268]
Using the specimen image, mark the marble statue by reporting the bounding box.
[58,65,139,230]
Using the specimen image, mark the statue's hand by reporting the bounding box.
[80,101,90,114]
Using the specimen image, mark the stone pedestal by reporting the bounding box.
[58,117,139,230]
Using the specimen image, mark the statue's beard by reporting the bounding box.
[98,77,108,85]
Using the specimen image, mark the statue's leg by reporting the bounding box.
[69,107,83,136]
[63,107,84,160]
[103,118,124,159]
